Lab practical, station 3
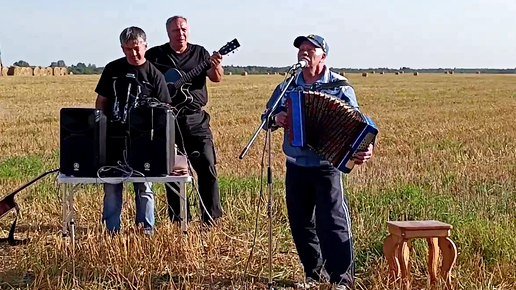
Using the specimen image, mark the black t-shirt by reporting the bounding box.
[145,43,211,112]
[95,57,171,133]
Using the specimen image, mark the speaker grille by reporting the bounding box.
[60,108,106,177]
[127,107,175,176]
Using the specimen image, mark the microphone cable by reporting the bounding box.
[243,127,269,281]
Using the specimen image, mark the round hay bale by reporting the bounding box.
[444,71,449,74]
[43,67,53,76]
[241,71,248,76]
[362,72,368,77]
[10,66,28,76]
[413,72,419,76]
[69,72,74,75]
[23,67,33,76]
[32,66,42,76]
[476,71,480,74]
[399,70,404,74]
[449,71,454,74]
[1,67,8,76]
[370,71,375,74]
[395,72,399,75]
[340,71,345,76]
[53,67,61,76]
[380,71,384,75]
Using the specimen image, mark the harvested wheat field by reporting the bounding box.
[1,73,516,289]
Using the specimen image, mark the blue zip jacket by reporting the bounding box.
[262,66,360,167]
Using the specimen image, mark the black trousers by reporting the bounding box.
[166,110,223,224]
[285,161,354,286]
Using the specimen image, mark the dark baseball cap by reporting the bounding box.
[293,34,329,55]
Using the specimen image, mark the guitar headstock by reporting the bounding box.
[218,38,240,56]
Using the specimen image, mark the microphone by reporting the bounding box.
[292,59,308,70]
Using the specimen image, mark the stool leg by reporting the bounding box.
[383,234,400,280]
[438,237,457,289]
[427,237,439,285]
[398,238,410,290]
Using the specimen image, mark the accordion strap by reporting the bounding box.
[310,79,351,90]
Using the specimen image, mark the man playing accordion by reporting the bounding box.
[262,34,374,289]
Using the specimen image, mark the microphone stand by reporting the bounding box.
[239,64,301,290]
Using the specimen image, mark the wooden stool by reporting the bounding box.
[382,220,458,289]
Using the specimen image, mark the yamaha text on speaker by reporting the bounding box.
[60,108,107,177]
[128,107,175,176]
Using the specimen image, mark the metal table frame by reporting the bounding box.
[57,174,192,242]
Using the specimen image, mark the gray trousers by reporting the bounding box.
[285,161,354,286]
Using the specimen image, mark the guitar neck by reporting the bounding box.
[174,58,211,89]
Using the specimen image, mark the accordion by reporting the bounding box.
[286,90,378,173]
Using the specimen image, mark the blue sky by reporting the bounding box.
[1,0,515,69]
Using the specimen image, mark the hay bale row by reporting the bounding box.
[7,66,32,76]
[37,67,54,76]
[3,66,68,76]
[53,67,68,76]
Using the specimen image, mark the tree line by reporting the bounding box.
[10,60,103,74]
[8,60,516,75]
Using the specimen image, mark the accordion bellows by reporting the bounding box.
[287,90,378,173]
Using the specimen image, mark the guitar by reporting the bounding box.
[164,38,240,110]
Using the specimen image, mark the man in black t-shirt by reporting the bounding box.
[95,26,171,234]
[146,15,223,226]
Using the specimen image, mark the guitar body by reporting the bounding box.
[162,38,240,111]
[164,68,194,109]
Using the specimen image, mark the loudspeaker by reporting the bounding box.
[127,107,175,176]
[60,108,106,177]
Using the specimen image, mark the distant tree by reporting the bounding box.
[50,60,67,67]
[67,62,103,75]
[13,60,30,67]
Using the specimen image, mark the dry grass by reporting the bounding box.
[1,73,516,289]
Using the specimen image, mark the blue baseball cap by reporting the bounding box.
[293,34,329,55]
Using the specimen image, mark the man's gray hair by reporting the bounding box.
[119,26,147,45]
[166,16,187,28]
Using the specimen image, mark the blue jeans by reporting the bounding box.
[102,182,154,233]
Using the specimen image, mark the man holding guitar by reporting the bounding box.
[146,15,230,226]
